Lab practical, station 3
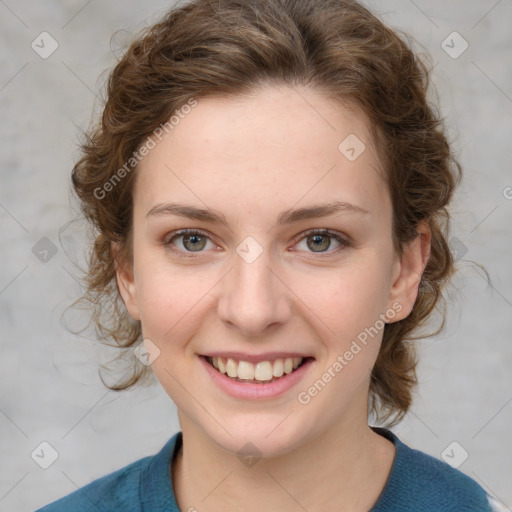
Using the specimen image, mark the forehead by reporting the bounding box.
[134,85,389,223]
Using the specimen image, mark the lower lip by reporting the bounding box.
[199,355,315,400]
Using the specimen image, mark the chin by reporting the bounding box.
[203,416,310,460]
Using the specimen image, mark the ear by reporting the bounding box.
[112,241,141,322]
[386,221,431,323]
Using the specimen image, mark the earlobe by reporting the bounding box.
[112,242,141,322]
[386,222,431,323]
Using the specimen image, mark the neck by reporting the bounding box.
[172,412,396,512]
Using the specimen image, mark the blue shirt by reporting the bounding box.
[36,427,499,511]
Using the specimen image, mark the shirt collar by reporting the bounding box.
[141,430,183,512]
[140,427,400,511]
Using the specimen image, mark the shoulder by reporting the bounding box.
[34,432,182,512]
[371,427,498,512]
[34,455,151,512]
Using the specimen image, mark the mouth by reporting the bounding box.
[201,355,314,384]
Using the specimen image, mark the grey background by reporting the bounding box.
[1,1,511,511]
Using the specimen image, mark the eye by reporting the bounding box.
[164,228,350,258]
[165,229,217,256]
[293,228,350,257]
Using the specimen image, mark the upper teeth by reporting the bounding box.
[210,356,303,381]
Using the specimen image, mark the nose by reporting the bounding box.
[216,245,292,337]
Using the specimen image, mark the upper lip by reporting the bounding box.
[201,352,314,364]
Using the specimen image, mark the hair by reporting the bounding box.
[67,0,463,427]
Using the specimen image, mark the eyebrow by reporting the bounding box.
[145,200,370,226]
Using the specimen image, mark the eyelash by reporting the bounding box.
[163,228,351,259]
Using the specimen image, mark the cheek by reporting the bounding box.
[133,260,207,343]
[292,254,392,337]
[136,269,214,403]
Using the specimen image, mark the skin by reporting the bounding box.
[115,85,431,511]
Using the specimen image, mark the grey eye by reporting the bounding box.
[306,234,333,252]
[180,233,208,251]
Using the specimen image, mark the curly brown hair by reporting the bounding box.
[66,0,462,426]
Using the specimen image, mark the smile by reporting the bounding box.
[206,355,308,383]
[199,354,315,400]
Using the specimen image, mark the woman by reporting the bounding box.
[37,0,502,510]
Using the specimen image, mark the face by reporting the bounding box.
[116,85,428,457]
